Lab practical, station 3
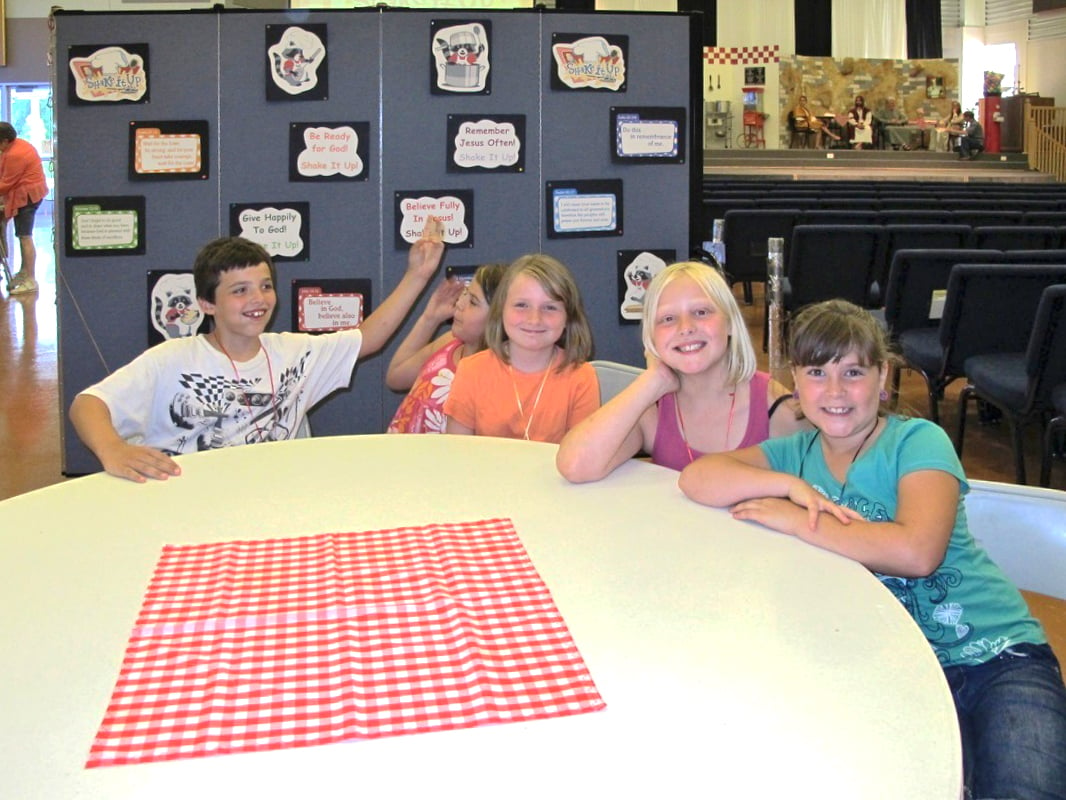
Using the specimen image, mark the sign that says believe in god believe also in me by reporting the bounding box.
[291,279,372,335]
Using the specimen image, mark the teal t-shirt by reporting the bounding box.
[760,415,1046,667]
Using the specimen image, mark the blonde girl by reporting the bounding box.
[557,261,803,482]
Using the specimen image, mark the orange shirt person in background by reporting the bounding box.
[0,121,48,295]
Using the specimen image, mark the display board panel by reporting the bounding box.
[54,8,697,474]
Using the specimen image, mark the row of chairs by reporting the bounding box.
[703,178,1066,195]
[880,256,1066,486]
[724,212,1066,305]
[706,205,1066,244]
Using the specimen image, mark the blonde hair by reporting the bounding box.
[641,261,756,386]
[484,254,594,370]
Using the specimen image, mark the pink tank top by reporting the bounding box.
[652,371,772,471]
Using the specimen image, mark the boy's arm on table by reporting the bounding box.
[69,394,181,483]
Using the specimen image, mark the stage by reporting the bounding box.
[702,147,1055,183]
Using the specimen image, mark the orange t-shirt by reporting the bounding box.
[444,349,599,443]
[0,138,48,219]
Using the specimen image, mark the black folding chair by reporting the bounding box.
[958,284,1066,485]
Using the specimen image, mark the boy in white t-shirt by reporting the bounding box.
[70,221,445,482]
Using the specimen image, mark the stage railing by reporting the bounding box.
[1027,106,1066,182]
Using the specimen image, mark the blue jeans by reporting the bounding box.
[959,136,984,159]
[945,643,1066,800]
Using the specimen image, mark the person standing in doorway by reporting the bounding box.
[0,122,49,295]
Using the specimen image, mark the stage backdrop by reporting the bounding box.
[53,8,701,474]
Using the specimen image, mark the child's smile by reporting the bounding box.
[200,262,276,355]
[652,275,728,374]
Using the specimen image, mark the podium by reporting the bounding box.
[998,94,1055,153]
[979,97,1002,154]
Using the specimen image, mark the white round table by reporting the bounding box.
[0,435,962,799]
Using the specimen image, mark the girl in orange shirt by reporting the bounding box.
[445,254,598,443]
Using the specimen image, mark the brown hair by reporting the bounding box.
[193,237,276,303]
[789,299,897,370]
[483,254,594,370]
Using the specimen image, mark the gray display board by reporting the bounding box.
[54,8,699,475]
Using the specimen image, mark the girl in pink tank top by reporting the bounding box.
[557,261,805,482]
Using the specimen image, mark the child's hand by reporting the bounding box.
[98,441,182,483]
[424,278,464,325]
[643,351,681,396]
[728,496,808,534]
[407,216,446,281]
[786,479,863,530]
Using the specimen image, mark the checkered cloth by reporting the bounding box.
[87,518,604,767]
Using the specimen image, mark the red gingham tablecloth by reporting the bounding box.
[87,518,605,767]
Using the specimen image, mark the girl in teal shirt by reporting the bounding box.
[680,299,1066,800]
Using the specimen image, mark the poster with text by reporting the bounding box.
[129,120,209,181]
[611,107,685,164]
[65,196,146,256]
[289,122,369,181]
[394,190,474,249]
[550,34,627,92]
[266,24,327,101]
[546,180,623,239]
[147,271,205,346]
[431,21,491,95]
[447,114,525,173]
[229,202,310,261]
[617,250,673,324]
[68,44,149,105]
[291,279,372,334]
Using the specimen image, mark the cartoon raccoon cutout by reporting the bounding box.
[151,273,204,340]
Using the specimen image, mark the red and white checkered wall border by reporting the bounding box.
[704,45,780,65]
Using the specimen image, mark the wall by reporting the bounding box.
[0,19,51,82]
[1029,37,1066,106]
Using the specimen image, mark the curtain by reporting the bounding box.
[675,0,717,46]
[832,0,907,58]
[906,0,943,58]
[717,0,795,49]
[795,0,832,56]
